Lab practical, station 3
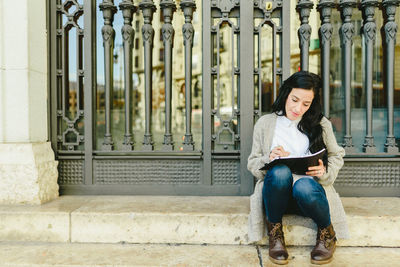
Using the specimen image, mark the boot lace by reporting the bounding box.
[317,228,335,249]
[269,223,284,244]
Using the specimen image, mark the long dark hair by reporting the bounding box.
[272,71,326,157]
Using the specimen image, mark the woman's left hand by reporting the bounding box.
[306,159,326,178]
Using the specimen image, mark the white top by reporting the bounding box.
[270,115,312,183]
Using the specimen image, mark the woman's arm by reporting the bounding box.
[247,119,270,180]
[317,117,345,186]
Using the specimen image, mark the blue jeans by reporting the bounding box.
[262,164,331,228]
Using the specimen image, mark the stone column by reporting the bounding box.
[0,0,59,204]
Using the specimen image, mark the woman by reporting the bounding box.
[247,71,349,265]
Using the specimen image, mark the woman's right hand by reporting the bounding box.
[269,146,290,161]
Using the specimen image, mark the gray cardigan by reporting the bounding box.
[247,113,349,242]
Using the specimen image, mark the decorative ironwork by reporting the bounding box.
[336,162,400,187]
[254,0,279,14]
[57,0,85,151]
[58,160,84,185]
[339,0,357,153]
[212,160,240,184]
[181,0,197,151]
[119,0,138,151]
[361,0,378,153]
[160,0,177,151]
[139,0,156,151]
[211,0,241,151]
[317,0,335,118]
[382,0,400,153]
[296,0,314,72]
[99,0,117,151]
[94,160,201,184]
[211,0,238,13]
[50,0,400,196]
[253,0,281,116]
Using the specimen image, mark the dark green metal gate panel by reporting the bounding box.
[50,0,290,195]
[50,0,400,196]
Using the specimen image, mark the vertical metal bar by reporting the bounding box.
[382,0,400,153]
[62,23,67,124]
[160,0,176,151]
[119,0,137,151]
[139,0,156,151]
[62,13,75,151]
[56,3,63,151]
[296,0,314,72]
[180,0,196,151]
[99,0,117,151]
[84,0,96,184]
[240,0,254,195]
[235,19,240,151]
[231,25,235,113]
[76,5,84,116]
[318,0,335,118]
[76,26,81,113]
[281,0,291,81]
[202,0,212,185]
[216,26,221,114]
[50,0,58,153]
[339,0,357,153]
[361,0,378,153]
[257,28,262,116]
[272,23,277,101]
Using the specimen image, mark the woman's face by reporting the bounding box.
[285,88,314,121]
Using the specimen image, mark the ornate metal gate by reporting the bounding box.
[49,0,290,195]
[50,0,400,196]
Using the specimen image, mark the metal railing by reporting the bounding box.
[51,0,400,195]
[296,0,399,155]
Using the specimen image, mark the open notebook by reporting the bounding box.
[259,148,326,175]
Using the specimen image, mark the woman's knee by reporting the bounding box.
[265,165,292,190]
[293,178,325,204]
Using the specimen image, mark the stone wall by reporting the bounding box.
[0,0,59,204]
[0,143,58,204]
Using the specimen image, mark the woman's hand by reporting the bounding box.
[306,159,326,178]
[269,146,290,161]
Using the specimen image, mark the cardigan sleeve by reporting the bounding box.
[247,118,270,181]
[316,117,345,186]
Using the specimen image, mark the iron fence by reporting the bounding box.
[50,0,400,196]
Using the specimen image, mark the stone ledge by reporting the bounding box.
[68,196,400,246]
[0,196,399,246]
[71,196,249,244]
[0,142,58,204]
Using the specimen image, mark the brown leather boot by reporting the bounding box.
[266,221,289,265]
[311,224,337,264]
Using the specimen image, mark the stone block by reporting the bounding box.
[0,196,87,242]
[0,142,59,204]
[71,196,250,244]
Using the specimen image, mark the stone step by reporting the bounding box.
[0,196,399,246]
[1,242,400,267]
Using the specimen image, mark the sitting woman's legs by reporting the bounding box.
[292,178,331,228]
[262,164,293,223]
